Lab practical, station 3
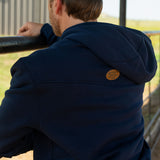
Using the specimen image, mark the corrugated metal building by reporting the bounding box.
[0,0,49,35]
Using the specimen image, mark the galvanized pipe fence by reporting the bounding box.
[0,36,48,53]
[143,31,160,151]
[119,0,127,26]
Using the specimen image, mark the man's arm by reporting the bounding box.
[40,23,59,45]
[18,22,59,46]
[0,58,39,158]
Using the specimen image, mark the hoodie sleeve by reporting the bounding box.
[0,58,39,158]
[40,23,60,46]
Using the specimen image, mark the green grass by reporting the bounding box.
[0,52,31,104]
[98,14,160,31]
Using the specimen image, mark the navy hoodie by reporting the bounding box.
[0,22,157,160]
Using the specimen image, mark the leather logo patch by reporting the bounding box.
[106,69,120,80]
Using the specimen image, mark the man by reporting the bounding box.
[0,0,157,159]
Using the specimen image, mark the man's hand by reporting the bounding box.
[18,22,43,37]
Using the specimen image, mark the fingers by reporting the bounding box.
[17,22,43,37]
[18,22,31,36]
[19,25,28,34]
[17,30,31,37]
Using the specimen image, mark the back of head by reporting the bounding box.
[61,0,103,21]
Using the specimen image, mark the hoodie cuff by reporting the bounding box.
[40,23,53,37]
[40,23,58,45]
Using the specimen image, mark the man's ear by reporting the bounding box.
[55,0,63,15]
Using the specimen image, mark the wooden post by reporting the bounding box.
[119,0,127,26]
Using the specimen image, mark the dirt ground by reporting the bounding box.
[0,144,160,160]
[0,151,33,160]
[0,143,160,160]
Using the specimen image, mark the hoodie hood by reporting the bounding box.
[62,22,157,84]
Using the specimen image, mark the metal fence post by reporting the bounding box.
[148,81,152,142]
[119,0,127,26]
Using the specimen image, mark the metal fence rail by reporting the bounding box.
[143,31,160,151]
[0,0,49,35]
[0,36,48,54]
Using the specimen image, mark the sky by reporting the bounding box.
[102,0,160,20]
